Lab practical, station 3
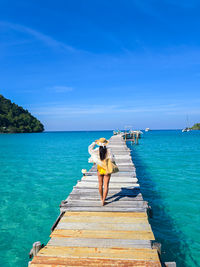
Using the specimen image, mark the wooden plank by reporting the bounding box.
[112,152,132,155]
[61,214,148,223]
[66,194,143,201]
[74,186,140,190]
[82,176,137,182]
[111,146,129,148]
[86,171,136,176]
[82,176,137,181]
[31,256,161,266]
[114,158,132,161]
[108,145,128,147]
[82,179,138,184]
[76,181,140,188]
[89,168,136,172]
[60,206,146,212]
[71,188,141,194]
[115,164,135,167]
[64,200,147,208]
[114,156,132,159]
[115,162,134,165]
[63,211,148,218]
[111,151,130,153]
[56,222,151,231]
[82,174,137,179]
[81,178,138,183]
[115,159,133,162]
[85,175,137,179]
[37,246,159,261]
[84,176,137,180]
[71,188,141,196]
[47,237,152,249]
[83,170,135,175]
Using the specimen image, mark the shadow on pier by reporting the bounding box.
[106,187,140,204]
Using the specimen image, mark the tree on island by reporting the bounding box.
[190,123,200,130]
[0,94,44,133]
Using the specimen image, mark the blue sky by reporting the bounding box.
[0,0,200,130]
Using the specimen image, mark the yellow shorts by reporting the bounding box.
[97,165,106,175]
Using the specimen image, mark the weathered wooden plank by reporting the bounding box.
[82,176,137,181]
[111,152,130,154]
[89,167,136,172]
[110,146,128,149]
[60,206,146,212]
[82,179,138,184]
[56,222,151,231]
[115,158,133,161]
[82,174,136,178]
[31,256,161,266]
[89,166,135,170]
[114,155,132,159]
[64,200,147,208]
[86,171,136,176]
[115,161,134,165]
[111,153,132,156]
[72,188,140,193]
[63,211,148,218]
[47,237,152,249]
[82,174,136,179]
[81,178,138,183]
[85,174,137,179]
[110,146,129,148]
[37,246,159,261]
[115,163,135,167]
[62,214,148,223]
[112,151,130,153]
[73,187,140,192]
[71,187,141,196]
[76,181,140,188]
[66,194,143,201]
[114,158,132,161]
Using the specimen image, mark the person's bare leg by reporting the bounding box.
[97,171,103,201]
[102,174,111,206]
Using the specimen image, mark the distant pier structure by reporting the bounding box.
[114,127,143,144]
[123,130,143,144]
[29,134,175,267]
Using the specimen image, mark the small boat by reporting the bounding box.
[182,116,191,132]
[182,127,191,132]
[145,128,150,132]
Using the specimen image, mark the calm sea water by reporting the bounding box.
[0,130,199,267]
[128,130,200,267]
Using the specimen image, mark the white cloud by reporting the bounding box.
[49,86,73,93]
[0,21,75,52]
[30,103,186,117]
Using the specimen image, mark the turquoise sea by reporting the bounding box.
[0,130,199,267]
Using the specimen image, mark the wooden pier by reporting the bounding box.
[123,131,142,144]
[29,134,162,266]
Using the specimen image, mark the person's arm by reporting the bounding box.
[88,142,96,155]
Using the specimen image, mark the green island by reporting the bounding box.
[190,123,200,130]
[0,94,44,133]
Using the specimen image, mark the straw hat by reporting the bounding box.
[96,137,109,146]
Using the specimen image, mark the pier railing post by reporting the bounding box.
[29,241,44,258]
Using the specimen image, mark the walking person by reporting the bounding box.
[88,138,118,206]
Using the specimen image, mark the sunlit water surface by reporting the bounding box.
[0,130,199,267]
